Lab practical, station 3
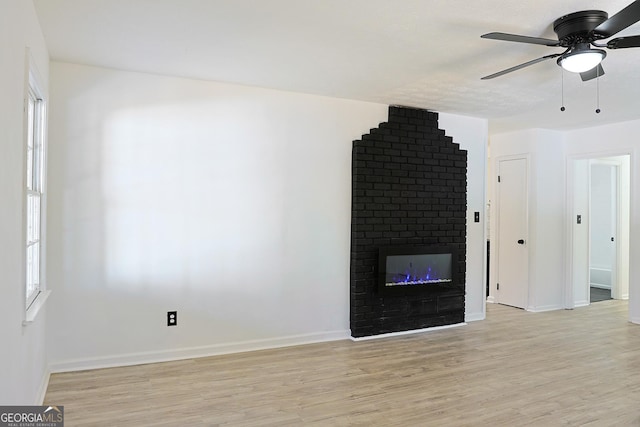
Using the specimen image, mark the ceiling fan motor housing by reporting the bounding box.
[553,10,609,45]
[481,1,640,80]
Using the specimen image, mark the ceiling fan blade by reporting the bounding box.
[481,54,561,80]
[592,0,640,38]
[481,32,559,46]
[607,35,640,48]
[580,64,605,81]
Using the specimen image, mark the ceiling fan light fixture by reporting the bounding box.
[558,49,606,73]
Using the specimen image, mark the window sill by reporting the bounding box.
[23,290,51,326]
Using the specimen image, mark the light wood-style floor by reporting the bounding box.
[45,301,640,426]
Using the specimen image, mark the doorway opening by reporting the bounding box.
[569,155,630,308]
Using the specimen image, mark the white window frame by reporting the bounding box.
[23,50,50,324]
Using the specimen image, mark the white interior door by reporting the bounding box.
[589,162,619,299]
[611,165,619,299]
[497,158,528,309]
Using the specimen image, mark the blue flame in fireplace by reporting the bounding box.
[386,256,452,287]
[404,266,432,282]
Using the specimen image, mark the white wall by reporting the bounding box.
[489,129,566,312]
[46,62,391,370]
[571,159,590,306]
[47,63,488,370]
[529,133,566,311]
[489,121,640,323]
[439,113,488,322]
[0,0,50,404]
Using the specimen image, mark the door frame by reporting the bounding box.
[491,154,530,308]
[565,150,631,310]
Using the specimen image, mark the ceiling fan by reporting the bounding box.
[481,1,640,81]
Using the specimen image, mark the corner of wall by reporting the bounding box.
[0,0,51,405]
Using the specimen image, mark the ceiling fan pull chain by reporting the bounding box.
[560,68,566,111]
[596,68,601,114]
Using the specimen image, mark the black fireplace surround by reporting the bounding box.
[350,106,467,338]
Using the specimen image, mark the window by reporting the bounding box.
[25,72,46,311]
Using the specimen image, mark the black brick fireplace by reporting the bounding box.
[350,106,467,338]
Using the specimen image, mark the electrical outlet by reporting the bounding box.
[167,311,177,326]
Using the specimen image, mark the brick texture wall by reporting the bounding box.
[350,106,467,338]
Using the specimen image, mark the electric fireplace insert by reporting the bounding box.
[378,245,458,295]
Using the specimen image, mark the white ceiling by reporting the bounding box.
[33,0,640,134]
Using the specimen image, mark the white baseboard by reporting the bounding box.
[631,316,640,325]
[350,322,466,342]
[526,305,564,313]
[36,369,51,405]
[49,330,350,373]
[574,300,590,308]
[465,312,485,322]
[486,296,495,304]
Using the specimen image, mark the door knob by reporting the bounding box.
[517,239,525,244]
